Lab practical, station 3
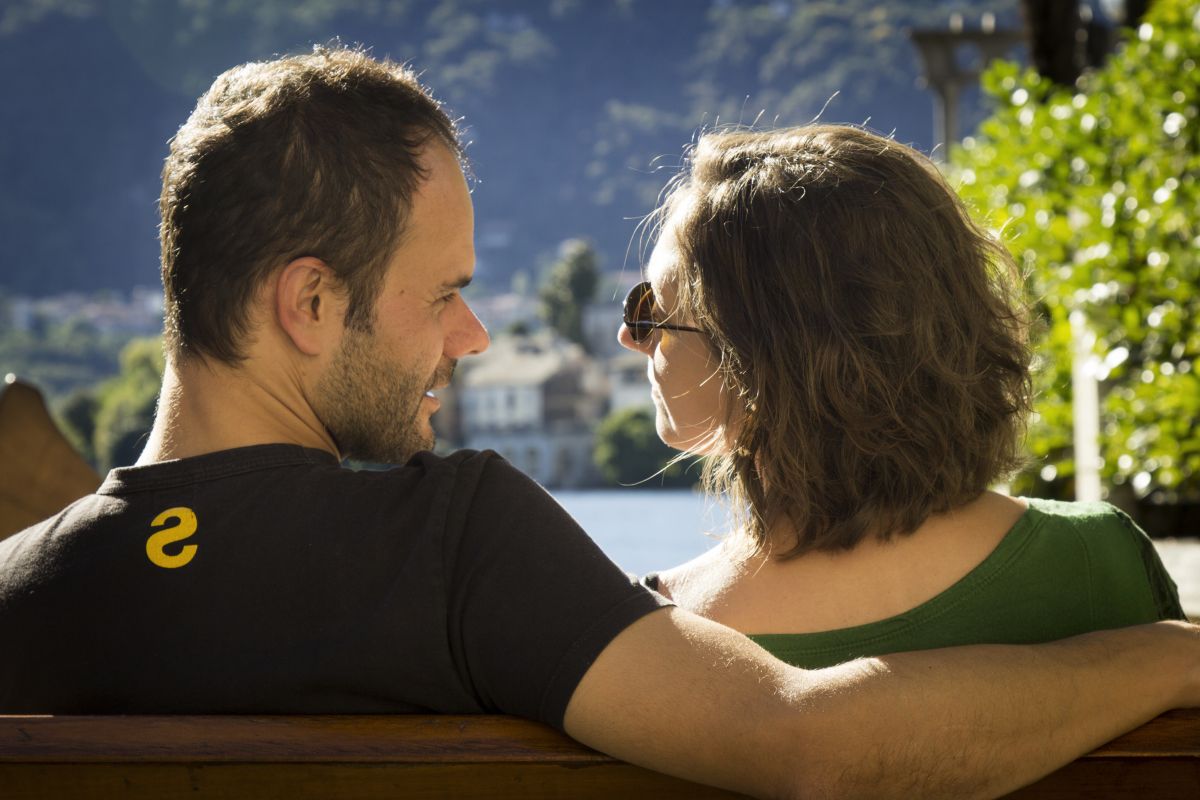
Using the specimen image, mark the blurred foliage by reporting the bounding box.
[0,0,93,35]
[588,0,1021,212]
[593,406,696,488]
[504,319,532,336]
[953,0,1200,504]
[2,0,1021,299]
[92,337,163,470]
[1,0,554,98]
[539,238,598,350]
[58,388,99,465]
[693,1,996,113]
[93,337,163,470]
[0,318,132,400]
[54,336,164,471]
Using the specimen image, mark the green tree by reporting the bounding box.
[539,238,599,349]
[0,318,132,401]
[504,319,532,336]
[953,0,1199,504]
[0,290,11,333]
[2,0,555,98]
[587,0,1021,210]
[57,389,100,466]
[48,316,100,355]
[92,337,164,470]
[594,406,696,488]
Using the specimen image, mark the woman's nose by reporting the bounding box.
[617,322,650,353]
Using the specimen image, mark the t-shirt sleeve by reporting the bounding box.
[440,452,671,729]
[1114,507,1188,621]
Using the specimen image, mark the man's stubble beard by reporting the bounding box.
[315,325,450,465]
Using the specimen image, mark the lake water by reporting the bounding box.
[551,489,729,575]
[551,488,1200,617]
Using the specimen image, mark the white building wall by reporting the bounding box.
[610,381,653,413]
[464,428,598,488]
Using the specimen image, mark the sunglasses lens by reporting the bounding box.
[624,282,655,343]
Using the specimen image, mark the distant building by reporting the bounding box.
[454,332,607,488]
[467,291,538,335]
[582,299,623,358]
[6,288,163,335]
[606,350,653,413]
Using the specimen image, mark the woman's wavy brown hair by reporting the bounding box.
[662,125,1032,558]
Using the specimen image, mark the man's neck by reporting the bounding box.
[137,354,339,465]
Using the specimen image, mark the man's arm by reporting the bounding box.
[564,607,1198,800]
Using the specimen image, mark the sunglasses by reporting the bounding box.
[622,281,705,343]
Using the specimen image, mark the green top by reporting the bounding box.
[747,499,1186,669]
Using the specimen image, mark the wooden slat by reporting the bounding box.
[4,710,1197,764]
[1083,708,1200,758]
[1005,759,1200,799]
[0,711,1197,798]
[0,715,749,799]
[1000,709,1200,798]
[0,763,748,800]
[0,715,609,764]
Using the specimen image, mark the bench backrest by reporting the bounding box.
[1,710,1197,798]
[1,380,1197,796]
[0,378,100,541]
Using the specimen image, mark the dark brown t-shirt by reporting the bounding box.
[0,445,667,728]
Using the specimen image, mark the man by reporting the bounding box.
[0,46,1196,799]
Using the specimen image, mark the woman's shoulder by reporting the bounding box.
[1014,497,1160,568]
[651,539,748,610]
[1019,497,1149,544]
[1023,496,1130,520]
[1020,497,1184,619]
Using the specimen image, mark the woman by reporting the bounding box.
[619,125,1184,668]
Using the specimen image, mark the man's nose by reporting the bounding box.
[449,299,490,358]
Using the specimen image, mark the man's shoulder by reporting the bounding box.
[392,447,501,477]
[88,445,510,496]
[0,492,107,557]
[401,448,527,484]
[338,447,528,499]
[396,448,560,521]
[0,446,546,572]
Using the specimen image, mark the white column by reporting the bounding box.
[1070,311,1102,502]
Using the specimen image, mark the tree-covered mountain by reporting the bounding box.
[0,0,1020,297]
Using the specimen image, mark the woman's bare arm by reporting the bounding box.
[565,608,1198,799]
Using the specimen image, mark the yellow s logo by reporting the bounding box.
[146,506,198,569]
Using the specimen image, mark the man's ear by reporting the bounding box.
[275,257,342,356]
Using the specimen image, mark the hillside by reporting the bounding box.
[0,0,1020,297]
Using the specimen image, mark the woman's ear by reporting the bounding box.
[275,257,341,356]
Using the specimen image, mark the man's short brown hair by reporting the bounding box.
[159,45,460,363]
[664,125,1032,557]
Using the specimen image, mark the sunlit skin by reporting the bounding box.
[139,143,488,465]
[650,490,1027,634]
[617,206,731,457]
[313,143,490,463]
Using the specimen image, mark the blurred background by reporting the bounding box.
[1,1,1196,585]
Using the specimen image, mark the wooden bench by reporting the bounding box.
[1,710,1197,798]
[0,377,99,542]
